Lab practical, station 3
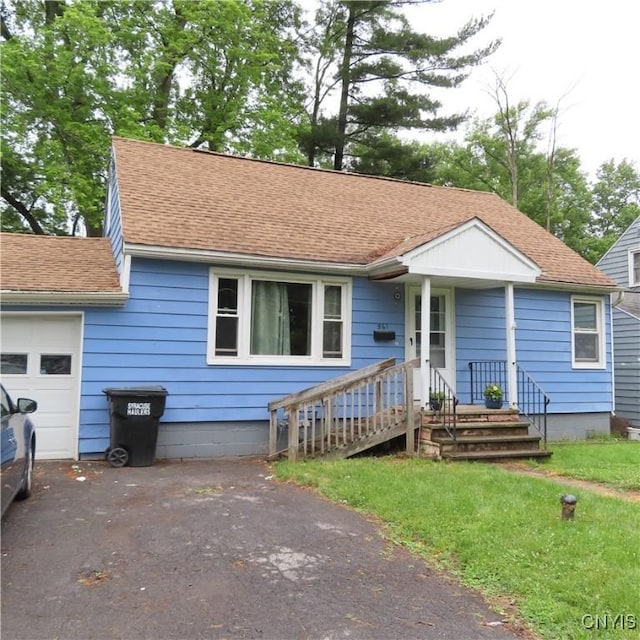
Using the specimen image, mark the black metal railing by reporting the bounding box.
[468,360,509,404]
[516,365,550,447]
[468,360,550,447]
[428,365,458,442]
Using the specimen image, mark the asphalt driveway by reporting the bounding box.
[2,458,527,640]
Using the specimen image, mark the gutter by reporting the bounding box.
[124,243,368,276]
[0,291,130,306]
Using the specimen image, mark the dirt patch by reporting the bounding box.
[498,462,640,502]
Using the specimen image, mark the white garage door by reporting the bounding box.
[0,314,82,459]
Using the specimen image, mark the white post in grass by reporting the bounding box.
[421,277,431,408]
[505,282,518,409]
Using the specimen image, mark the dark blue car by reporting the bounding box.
[1,384,37,517]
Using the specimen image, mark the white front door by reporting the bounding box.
[0,314,82,459]
[406,287,455,400]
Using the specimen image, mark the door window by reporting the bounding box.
[414,294,446,367]
[40,354,72,375]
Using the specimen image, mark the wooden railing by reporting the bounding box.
[268,358,421,461]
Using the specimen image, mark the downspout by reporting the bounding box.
[420,277,431,408]
[505,283,518,409]
[609,291,624,415]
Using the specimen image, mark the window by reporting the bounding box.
[208,270,351,365]
[0,353,28,375]
[40,354,72,375]
[630,250,640,287]
[571,297,605,368]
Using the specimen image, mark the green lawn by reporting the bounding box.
[274,457,640,640]
[532,439,640,490]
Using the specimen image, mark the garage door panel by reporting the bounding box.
[1,314,81,459]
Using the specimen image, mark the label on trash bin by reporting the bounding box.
[127,402,151,416]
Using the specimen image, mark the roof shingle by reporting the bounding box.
[112,137,615,288]
[0,234,121,293]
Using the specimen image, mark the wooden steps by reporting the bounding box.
[420,404,552,462]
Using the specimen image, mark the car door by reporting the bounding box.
[1,385,21,512]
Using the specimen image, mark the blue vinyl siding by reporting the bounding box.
[455,287,612,413]
[78,259,406,454]
[4,261,613,456]
[105,160,124,275]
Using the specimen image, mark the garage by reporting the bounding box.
[0,314,82,460]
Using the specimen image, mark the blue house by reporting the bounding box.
[0,137,618,461]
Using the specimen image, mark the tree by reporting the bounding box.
[1,0,306,235]
[428,105,594,259]
[583,159,640,263]
[302,0,499,171]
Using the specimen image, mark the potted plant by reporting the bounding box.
[429,390,446,411]
[483,383,503,409]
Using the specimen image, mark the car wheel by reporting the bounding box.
[16,439,34,500]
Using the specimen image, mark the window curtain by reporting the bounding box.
[251,281,291,355]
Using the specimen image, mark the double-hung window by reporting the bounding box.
[208,270,351,365]
[630,250,640,287]
[571,296,605,368]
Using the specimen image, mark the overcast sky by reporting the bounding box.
[402,0,640,179]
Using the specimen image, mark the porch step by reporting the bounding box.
[442,448,553,462]
[421,421,530,440]
[420,405,551,462]
[434,434,543,454]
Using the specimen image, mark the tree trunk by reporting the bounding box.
[333,4,355,171]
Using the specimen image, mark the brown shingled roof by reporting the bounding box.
[0,234,122,293]
[112,137,615,289]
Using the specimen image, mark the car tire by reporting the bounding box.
[16,439,34,501]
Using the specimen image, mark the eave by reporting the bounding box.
[0,291,129,306]
[124,243,369,275]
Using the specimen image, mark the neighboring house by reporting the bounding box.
[596,216,640,429]
[0,137,619,460]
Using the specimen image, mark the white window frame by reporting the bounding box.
[570,296,605,369]
[207,268,352,366]
[629,250,640,287]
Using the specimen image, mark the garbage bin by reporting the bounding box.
[103,386,169,467]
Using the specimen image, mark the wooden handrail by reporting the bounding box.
[268,358,396,411]
[268,358,420,460]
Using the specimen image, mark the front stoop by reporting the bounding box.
[420,405,552,462]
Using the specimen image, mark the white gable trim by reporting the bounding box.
[400,218,542,283]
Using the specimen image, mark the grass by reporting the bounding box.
[274,456,640,640]
[530,438,640,490]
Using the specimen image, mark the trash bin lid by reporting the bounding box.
[103,386,168,397]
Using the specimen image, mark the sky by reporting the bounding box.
[403,0,640,180]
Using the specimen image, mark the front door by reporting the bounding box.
[406,287,455,400]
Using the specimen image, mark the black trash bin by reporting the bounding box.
[103,386,168,467]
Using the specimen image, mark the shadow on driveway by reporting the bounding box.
[2,459,529,639]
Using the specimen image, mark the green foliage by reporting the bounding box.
[483,384,503,401]
[428,98,640,263]
[303,0,499,169]
[1,0,306,234]
[275,457,640,639]
[584,160,640,263]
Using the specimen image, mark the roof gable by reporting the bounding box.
[400,218,541,283]
[111,137,616,289]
